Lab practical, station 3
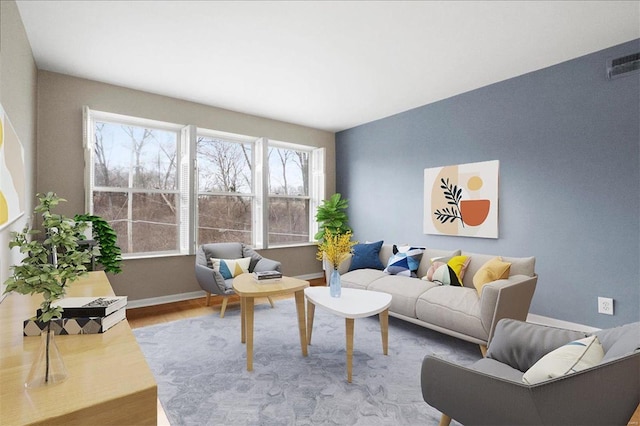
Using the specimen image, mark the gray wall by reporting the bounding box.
[336,40,640,328]
[0,0,37,295]
[36,71,333,301]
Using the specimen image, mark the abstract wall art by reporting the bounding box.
[0,104,26,230]
[424,160,499,238]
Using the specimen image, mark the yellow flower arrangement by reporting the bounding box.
[316,229,357,270]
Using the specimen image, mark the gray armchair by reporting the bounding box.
[195,242,282,317]
[421,319,640,426]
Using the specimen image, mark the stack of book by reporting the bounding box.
[23,296,128,336]
[253,270,283,283]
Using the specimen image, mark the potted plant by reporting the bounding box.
[315,228,356,297]
[314,193,352,241]
[3,192,92,387]
[74,214,122,274]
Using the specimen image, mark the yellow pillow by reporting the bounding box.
[473,257,511,295]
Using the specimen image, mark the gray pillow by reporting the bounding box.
[593,322,640,362]
[487,319,587,372]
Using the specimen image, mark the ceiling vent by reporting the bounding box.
[607,52,640,80]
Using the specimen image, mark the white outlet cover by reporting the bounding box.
[598,297,614,315]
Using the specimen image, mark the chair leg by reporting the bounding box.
[267,296,275,308]
[205,291,212,306]
[479,344,488,357]
[439,414,452,426]
[220,296,229,318]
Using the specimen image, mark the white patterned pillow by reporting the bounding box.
[384,245,425,277]
[210,257,251,279]
[522,335,604,384]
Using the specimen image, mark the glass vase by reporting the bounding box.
[25,325,68,388]
[329,269,341,298]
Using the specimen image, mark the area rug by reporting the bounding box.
[133,298,481,425]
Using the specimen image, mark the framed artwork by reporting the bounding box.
[0,103,26,230]
[424,160,499,239]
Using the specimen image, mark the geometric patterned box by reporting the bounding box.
[23,308,126,336]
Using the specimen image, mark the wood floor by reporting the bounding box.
[126,277,325,426]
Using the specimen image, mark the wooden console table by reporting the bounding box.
[0,271,157,425]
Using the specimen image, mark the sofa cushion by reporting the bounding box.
[470,358,524,383]
[349,240,385,271]
[341,269,387,290]
[431,263,463,286]
[416,286,487,341]
[368,275,437,318]
[461,252,536,287]
[384,245,424,277]
[210,257,251,279]
[202,242,243,268]
[522,335,605,385]
[473,257,511,295]
[424,255,470,284]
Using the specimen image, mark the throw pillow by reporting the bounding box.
[210,257,251,279]
[473,257,511,295]
[431,263,463,286]
[348,240,385,271]
[423,256,470,284]
[384,245,425,277]
[522,335,605,385]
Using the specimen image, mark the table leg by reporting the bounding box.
[246,297,254,371]
[379,308,389,355]
[346,318,354,383]
[240,296,246,343]
[306,299,315,345]
[294,290,308,357]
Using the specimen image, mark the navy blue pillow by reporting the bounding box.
[348,240,385,271]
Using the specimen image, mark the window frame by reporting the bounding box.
[84,107,325,258]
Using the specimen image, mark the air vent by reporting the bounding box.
[607,52,640,80]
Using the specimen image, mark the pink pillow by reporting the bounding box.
[425,261,446,281]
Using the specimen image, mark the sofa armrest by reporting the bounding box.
[478,274,538,343]
[253,257,281,273]
[195,263,227,295]
[323,253,352,283]
[421,355,543,425]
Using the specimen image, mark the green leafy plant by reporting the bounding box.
[433,178,465,227]
[74,214,122,274]
[314,193,352,241]
[4,193,92,385]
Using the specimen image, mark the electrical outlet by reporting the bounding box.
[598,297,614,315]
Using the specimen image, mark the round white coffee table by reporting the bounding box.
[304,286,392,382]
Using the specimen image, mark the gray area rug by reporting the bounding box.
[133,298,481,425]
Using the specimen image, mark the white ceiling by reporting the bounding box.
[15,1,640,132]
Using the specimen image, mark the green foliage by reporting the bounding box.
[314,193,352,241]
[4,193,92,322]
[75,214,122,274]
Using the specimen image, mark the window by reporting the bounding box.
[196,131,255,246]
[84,108,325,257]
[84,110,183,256]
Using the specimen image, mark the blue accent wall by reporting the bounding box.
[336,40,640,328]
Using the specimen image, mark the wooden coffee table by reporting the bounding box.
[304,287,392,382]
[233,273,309,371]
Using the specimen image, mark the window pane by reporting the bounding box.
[268,147,309,196]
[92,191,129,252]
[93,121,177,190]
[197,136,252,193]
[93,191,178,254]
[198,195,252,245]
[131,193,178,253]
[268,198,309,245]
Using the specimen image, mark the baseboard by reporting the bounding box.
[526,313,600,332]
[126,272,325,309]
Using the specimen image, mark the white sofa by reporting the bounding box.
[331,244,538,350]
